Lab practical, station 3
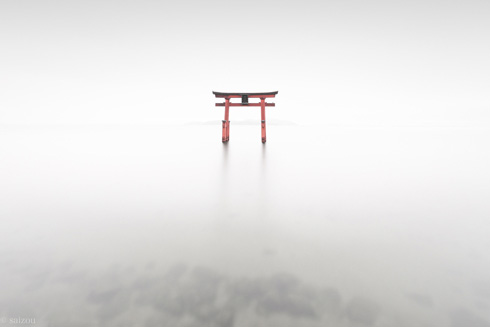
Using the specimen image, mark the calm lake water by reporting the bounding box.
[1,124,490,327]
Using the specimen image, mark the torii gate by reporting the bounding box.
[213,91,278,143]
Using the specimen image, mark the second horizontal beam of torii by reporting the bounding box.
[215,103,275,107]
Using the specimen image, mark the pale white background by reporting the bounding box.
[1,0,489,125]
[1,1,490,326]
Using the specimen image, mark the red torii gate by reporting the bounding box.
[213,91,278,143]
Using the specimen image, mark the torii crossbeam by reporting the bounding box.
[213,91,278,143]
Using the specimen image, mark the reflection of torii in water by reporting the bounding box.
[220,141,268,220]
[213,91,278,143]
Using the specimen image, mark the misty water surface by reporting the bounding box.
[1,124,490,327]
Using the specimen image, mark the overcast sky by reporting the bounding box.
[1,0,489,125]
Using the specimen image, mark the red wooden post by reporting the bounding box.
[222,120,226,142]
[260,98,266,143]
[223,98,230,142]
